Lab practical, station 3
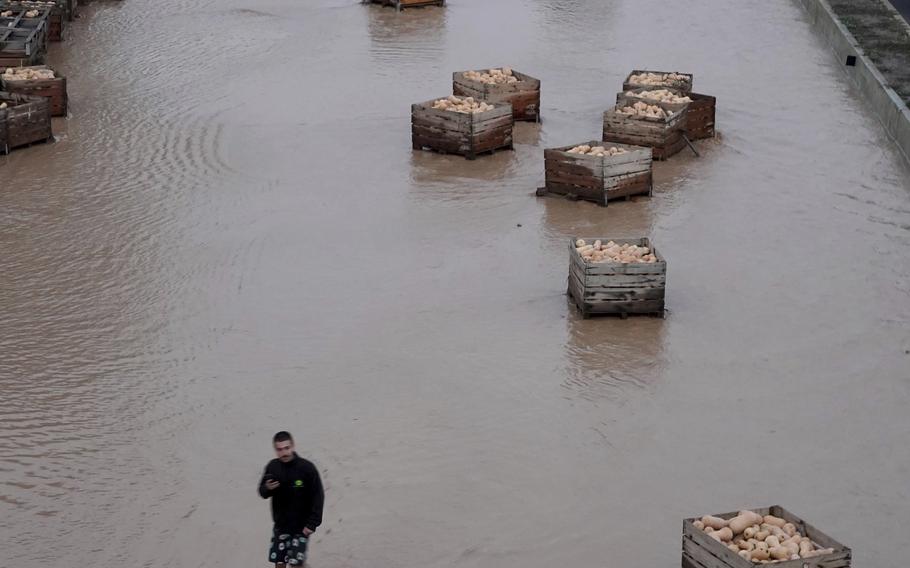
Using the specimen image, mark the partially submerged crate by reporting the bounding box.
[411,98,513,159]
[622,69,693,93]
[0,25,47,67]
[603,97,686,160]
[364,0,445,9]
[618,88,715,140]
[0,90,52,154]
[1,65,67,116]
[567,237,666,318]
[683,505,851,568]
[453,69,540,122]
[540,141,652,206]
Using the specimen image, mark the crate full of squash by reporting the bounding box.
[683,506,850,568]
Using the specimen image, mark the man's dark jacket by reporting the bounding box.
[258,454,324,533]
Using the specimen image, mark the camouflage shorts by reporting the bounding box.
[268,531,307,566]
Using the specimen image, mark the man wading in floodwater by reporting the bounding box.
[259,431,325,567]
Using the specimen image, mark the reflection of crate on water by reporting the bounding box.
[363,0,445,9]
[539,141,652,206]
[0,91,53,154]
[567,237,666,318]
[453,69,540,122]
[683,506,851,568]
[411,99,513,160]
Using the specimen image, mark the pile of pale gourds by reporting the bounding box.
[464,67,518,85]
[432,95,494,114]
[566,144,628,157]
[0,102,7,109]
[0,10,12,16]
[629,71,689,88]
[24,9,40,17]
[617,101,673,119]
[575,240,657,264]
[3,67,55,81]
[626,89,691,104]
[696,511,836,564]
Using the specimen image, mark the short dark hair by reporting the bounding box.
[273,431,293,444]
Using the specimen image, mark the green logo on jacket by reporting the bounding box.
[295,479,303,487]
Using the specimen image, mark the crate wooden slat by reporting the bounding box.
[603,96,686,160]
[453,69,540,122]
[0,90,52,154]
[364,0,444,9]
[1,65,67,116]
[411,98,513,159]
[567,237,666,318]
[622,69,693,93]
[541,141,652,206]
[618,87,715,140]
[682,506,851,568]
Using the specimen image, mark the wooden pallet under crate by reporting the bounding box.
[567,237,666,318]
[541,141,652,206]
[411,98,513,159]
[453,69,540,122]
[683,506,851,568]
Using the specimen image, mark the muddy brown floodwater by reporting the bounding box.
[1,1,909,567]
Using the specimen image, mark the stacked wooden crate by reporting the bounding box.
[453,69,541,122]
[1,65,67,116]
[541,141,652,206]
[0,90,52,154]
[411,99,513,159]
[621,69,716,140]
[0,8,48,67]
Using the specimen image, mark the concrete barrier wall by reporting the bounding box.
[797,0,910,165]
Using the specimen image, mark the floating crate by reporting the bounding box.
[622,69,693,93]
[567,237,666,318]
[540,141,652,206]
[618,88,715,140]
[683,505,851,568]
[1,65,67,116]
[411,98,513,159]
[453,69,540,122]
[364,0,444,9]
[604,97,686,160]
[0,90,52,154]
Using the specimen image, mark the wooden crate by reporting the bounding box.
[1,65,67,116]
[618,88,715,140]
[411,98,513,159]
[567,237,666,318]
[622,69,693,93]
[364,0,445,9]
[0,26,47,67]
[683,506,851,568]
[541,141,652,206]
[603,96,686,160]
[453,69,540,122]
[0,90,52,153]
